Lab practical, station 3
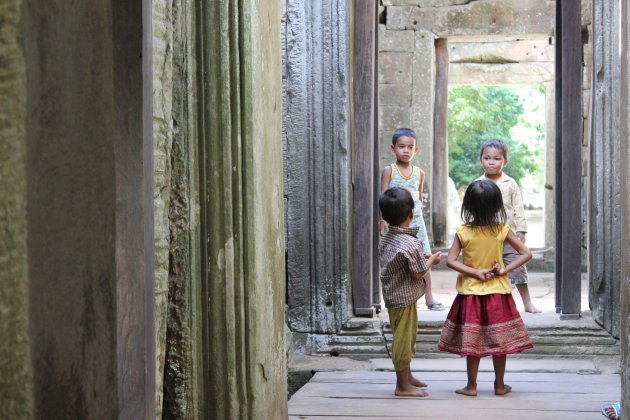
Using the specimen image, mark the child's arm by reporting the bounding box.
[495,230,532,275]
[446,235,495,280]
[379,166,392,235]
[411,251,442,281]
[418,169,425,204]
[511,181,528,239]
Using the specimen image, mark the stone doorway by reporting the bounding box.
[377,0,589,318]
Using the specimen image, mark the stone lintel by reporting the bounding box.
[449,62,554,85]
[382,0,471,7]
[449,39,554,64]
[387,0,554,37]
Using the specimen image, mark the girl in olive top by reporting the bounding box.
[438,180,533,397]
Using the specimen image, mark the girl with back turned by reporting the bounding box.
[438,180,533,397]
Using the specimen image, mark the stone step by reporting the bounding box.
[329,335,385,344]
[382,325,616,342]
[412,342,620,356]
[304,317,620,360]
[385,323,614,335]
[398,333,618,346]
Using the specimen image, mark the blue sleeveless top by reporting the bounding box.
[388,163,432,253]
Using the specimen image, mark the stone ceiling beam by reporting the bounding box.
[449,62,554,85]
[386,0,554,37]
[449,39,554,63]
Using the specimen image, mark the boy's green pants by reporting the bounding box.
[388,303,418,371]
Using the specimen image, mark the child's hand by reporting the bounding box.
[380,220,388,236]
[491,260,506,276]
[426,252,442,267]
[475,268,495,280]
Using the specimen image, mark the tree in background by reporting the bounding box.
[447,85,545,192]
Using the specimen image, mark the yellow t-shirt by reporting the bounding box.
[455,224,512,295]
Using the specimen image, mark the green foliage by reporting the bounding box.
[447,85,545,191]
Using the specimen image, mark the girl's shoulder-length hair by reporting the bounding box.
[460,180,507,230]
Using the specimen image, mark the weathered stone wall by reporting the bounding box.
[152,1,173,417]
[151,0,202,417]
[0,2,33,418]
[283,0,353,335]
[379,26,436,232]
[379,0,556,245]
[621,2,630,415]
[384,0,554,36]
[589,1,622,338]
[197,1,287,418]
[5,0,285,418]
[16,0,154,418]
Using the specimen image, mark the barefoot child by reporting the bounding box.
[380,128,445,311]
[477,139,541,313]
[438,180,533,396]
[379,187,442,397]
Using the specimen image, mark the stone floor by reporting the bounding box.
[288,271,621,419]
[288,370,619,419]
[412,270,582,316]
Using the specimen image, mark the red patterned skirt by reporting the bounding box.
[438,294,533,358]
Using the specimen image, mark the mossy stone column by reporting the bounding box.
[590,0,622,334]
[197,1,287,418]
[0,1,33,418]
[283,0,352,333]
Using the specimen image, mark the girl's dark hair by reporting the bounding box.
[460,180,507,231]
[392,128,417,145]
[479,138,508,160]
[379,187,414,227]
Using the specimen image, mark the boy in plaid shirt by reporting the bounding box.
[379,187,442,397]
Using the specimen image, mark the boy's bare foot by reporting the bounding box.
[524,304,541,313]
[395,386,429,397]
[455,386,477,397]
[494,384,512,395]
[408,374,428,388]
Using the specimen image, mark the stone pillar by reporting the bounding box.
[544,81,556,250]
[284,0,352,333]
[589,0,622,336]
[352,0,377,317]
[152,1,173,416]
[432,38,448,247]
[556,1,583,318]
[619,1,630,417]
[0,2,33,418]
[16,0,155,418]
[197,1,287,418]
[152,1,204,418]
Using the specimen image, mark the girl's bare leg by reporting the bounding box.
[516,284,541,313]
[456,356,479,396]
[493,355,512,395]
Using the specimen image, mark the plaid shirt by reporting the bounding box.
[379,226,428,308]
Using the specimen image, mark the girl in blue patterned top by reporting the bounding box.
[380,128,444,311]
